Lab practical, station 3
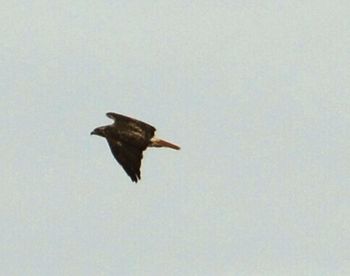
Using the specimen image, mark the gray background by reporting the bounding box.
[1,1,349,275]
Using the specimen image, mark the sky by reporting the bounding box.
[1,1,349,275]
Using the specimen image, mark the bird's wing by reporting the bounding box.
[106,138,143,183]
[106,112,156,137]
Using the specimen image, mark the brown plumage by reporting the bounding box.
[91,112,180,183]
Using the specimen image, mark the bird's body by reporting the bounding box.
[91,112,180,182]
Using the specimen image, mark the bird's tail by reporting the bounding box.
[150,138,180,150]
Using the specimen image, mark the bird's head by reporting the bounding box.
[90,126,106,137]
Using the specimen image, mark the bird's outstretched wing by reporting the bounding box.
[106,138,143,183]
[105,112,156,149]
[106,112,156,139]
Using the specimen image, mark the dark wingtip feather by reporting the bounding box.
[131,174,140,183]
[106,112,115,120]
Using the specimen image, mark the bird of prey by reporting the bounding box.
[91,112,180,183]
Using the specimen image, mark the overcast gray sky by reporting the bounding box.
[1,1,349,275]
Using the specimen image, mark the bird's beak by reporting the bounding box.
[90,127,105,137]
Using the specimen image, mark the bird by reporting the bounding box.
[91,112,180,183]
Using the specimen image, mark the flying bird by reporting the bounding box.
[91,112,180,183]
